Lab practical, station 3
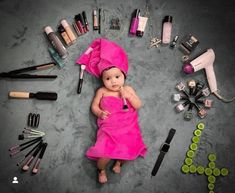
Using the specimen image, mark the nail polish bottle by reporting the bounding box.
[129,9,140,35]
[162,15,173,44]
[57,25,72,46]
[60,19,77,43]
[44,26,67,59]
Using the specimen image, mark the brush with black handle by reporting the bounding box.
[77,65,86,94]
[9,91,57,101]
[32,143,48,174]
[22,142,44,171]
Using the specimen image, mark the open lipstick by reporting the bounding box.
[32,143,48,174]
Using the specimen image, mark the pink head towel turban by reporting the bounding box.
[76,38,128,77]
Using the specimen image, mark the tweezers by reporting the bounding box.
[0,62,57,79]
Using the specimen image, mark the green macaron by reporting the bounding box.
[185,158,193,166]
[190,143,198,151]
[208,175,216,183]
[208,183,215,190]
[197,122,205,130]
[213,168,221,177]
[181,165,190,174]
[187,150,195,158]
[189,165,197,173]
[208,162,215,169]
[208,153,216,162]
[197,166,205,175]
[221,168,229,176]
[205,168,213,176]
[192,136,200,143]
[194,129,202,137]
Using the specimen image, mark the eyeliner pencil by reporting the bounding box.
[98,8,101,34]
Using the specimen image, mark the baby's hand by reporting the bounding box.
[120,86,132,99]
[99,110,111,119]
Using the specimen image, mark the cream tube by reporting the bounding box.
[136,16,148,37]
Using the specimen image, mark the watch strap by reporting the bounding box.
[165,128,176,144]
[151,151,165,176]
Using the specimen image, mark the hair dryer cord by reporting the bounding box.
[213,90,235,103]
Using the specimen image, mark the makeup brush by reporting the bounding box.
[22,142,44,171]
[9,137,42,152]
[77,65,86,94]
[23,128,45,135]
[17,140,43,166]
[18,134,44,140]
[122,97,129,111]
[10,137,42,156]
[9,91,58,101]
[32,143,48,174]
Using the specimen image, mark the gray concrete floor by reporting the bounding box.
[0,0,235,193]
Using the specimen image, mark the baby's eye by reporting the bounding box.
[106,77,110,80]
[115,75,120,79]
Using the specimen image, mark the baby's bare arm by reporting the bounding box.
[91,88,104,117]
[121,86,142,110]
[91,88,111,119]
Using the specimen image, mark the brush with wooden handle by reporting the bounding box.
[9,91,57,101]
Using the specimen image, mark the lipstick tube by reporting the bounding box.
[129,9,140,35]
[77,14,87,33]
[74,14,85,34]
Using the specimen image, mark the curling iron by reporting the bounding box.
[183,49,235,103]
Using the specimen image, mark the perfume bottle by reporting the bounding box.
[162,15,173,44]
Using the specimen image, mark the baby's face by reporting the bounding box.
[102,67,125,92]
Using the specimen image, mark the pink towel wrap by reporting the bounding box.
[86,96,147,160]
[76,38,128,77]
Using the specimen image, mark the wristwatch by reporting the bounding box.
[151,128,176,176]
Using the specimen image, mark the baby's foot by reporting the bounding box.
[112,161,122,174]
[98,169,108,184]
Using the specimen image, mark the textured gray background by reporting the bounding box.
[0,0,234,193]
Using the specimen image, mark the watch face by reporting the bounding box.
[161,143,170,152]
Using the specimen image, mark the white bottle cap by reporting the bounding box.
[44,26,54,35]
[61,19,69,28]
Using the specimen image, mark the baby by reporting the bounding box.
[76,38,147,184]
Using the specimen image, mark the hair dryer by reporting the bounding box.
[183,49,235,103]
